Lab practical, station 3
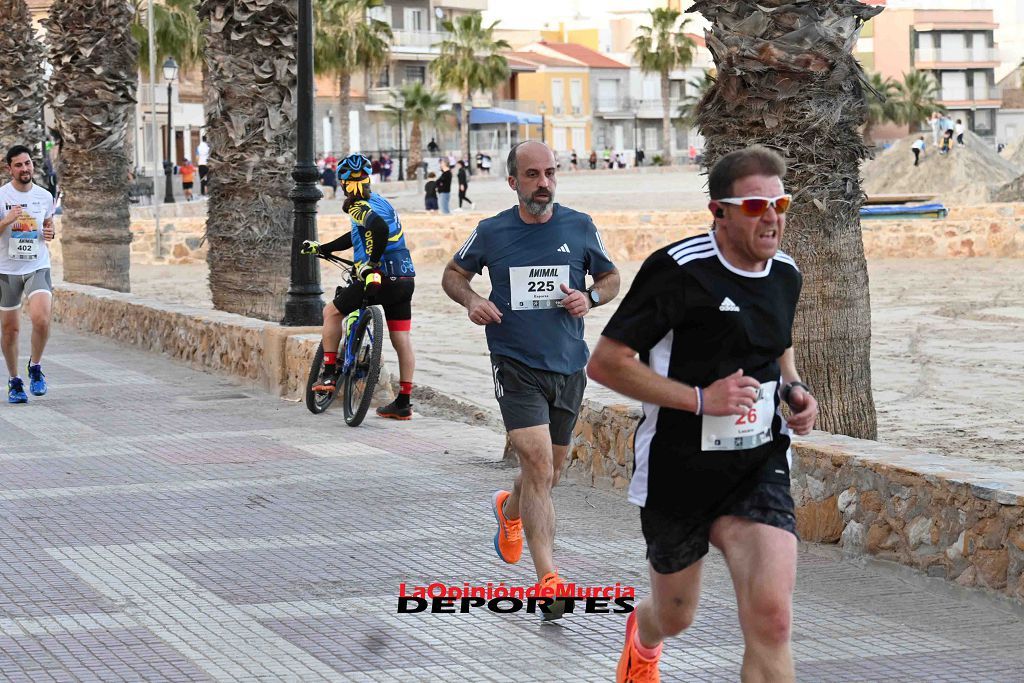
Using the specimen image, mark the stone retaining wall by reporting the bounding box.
[46,203,1024,265]
[564,402,1024,605]
[52,282,1024,605]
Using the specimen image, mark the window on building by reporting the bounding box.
[642,75,660,101]
[405,8,424,32]
[973,109,994,133]
[597,79,618,112]
[404,65,426,84]
[570,79,583,114]
[551,79,564,114]
[553,126,568,152]
[572,127,586,152]
[375,67,390,89]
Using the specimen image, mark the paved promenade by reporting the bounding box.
[2,325,1024,681]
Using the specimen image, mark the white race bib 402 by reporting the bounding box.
[701,380,777,451]
[508,264,569,311]
[8,230,40,261]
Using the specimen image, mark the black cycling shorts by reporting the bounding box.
[332,276,414,328]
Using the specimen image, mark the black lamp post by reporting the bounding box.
[538,101,546,144]
[397,106,405,181]
[465,102,473,176]
[162,57,178,204]
[633,113,639,167]
[282,0,324,326]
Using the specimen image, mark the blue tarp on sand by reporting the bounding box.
[859,203,949,219]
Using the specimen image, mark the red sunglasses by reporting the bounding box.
[716,194,792,217]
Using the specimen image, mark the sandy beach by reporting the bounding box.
[50,256,1024,470]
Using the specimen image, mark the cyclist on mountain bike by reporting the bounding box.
[302,153,417,420]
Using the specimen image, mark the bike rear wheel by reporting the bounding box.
[342,306,384,427]
[304,342,338,414]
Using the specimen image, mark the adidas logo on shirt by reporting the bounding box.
[719,297,740,312]
[557,243,571,254]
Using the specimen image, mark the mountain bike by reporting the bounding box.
[304,253,384,426]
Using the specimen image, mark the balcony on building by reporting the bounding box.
[938,84,1001,107]
[914,46,999,69]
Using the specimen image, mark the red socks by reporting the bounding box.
[324,351,337,366]
[399,381,413,396]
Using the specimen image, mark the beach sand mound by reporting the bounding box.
[863,130,1018,204]
[993,172,1024,202]
[999,134,1024,169]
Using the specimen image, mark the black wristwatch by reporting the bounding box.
[780,381,810,404]
[586,287,601,306]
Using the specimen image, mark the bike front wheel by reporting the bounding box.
[342,306,384,427]
[304,342,338,414]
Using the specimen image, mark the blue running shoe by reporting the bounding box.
[8,377,28,404]
[26,362,46,396]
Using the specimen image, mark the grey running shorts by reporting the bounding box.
[490,354,586,446]
[640,480,798,575]
[0,269,52,310]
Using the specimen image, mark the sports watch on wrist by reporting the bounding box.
[586,287,601,306]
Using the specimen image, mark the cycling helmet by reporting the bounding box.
[338,153,372,199]
[337,153,372,181]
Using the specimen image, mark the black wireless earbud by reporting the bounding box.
[714,208,724,218]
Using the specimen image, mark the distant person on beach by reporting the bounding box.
[929,112,942,147]
[912,136,926,166]
[940,129,954,155]
[954,119,965,147]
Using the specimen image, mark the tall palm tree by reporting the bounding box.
[131,0,205,72]
[387,82,448,181]
[315,0,391,156]
[0,0,46,160]
[44,0,138,293]
[676,70,715,128]
[197,0,297,321]
[431,13,509,160]
[862,71,902,145]
[894,70,945,132]
[631,8,696,166]
[691,0,883,439]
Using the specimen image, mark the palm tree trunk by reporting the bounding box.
[199,0,297,322]
[0,0,46,163]
[693,0,882,439]
[337,71,351,156]
[45,0,137,293]
[461,86,471,161]
[661,69,672,166]
[408,122,422,181]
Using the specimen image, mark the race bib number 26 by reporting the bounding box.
[508,265,569,310]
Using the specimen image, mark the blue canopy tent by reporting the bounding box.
[467,108,543,169]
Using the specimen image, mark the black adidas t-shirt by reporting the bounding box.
[601,232,802,515]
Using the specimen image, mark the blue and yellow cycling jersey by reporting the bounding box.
[348,193,416,277]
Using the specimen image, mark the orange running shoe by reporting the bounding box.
[491,490,523,563]
[617,609,662,682]
[538,570,572,622]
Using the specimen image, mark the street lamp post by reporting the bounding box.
[633,113,639,167]
[538,102,546,144]
[161,57,178,204]
[283,0,324,326]
[465,103,473,176]
[397,107,405,181]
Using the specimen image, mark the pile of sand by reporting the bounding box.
[862,130,1019,205]
[999,134,1024,169]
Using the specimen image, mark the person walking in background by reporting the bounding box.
[179,158,197,201]
[570,150,578,171]
[427,137,440,154]
[929,112,942,147]
[196,136,211,196]
[424,172,438,213]
[636,148,645,167]
[912,136,926,166]
[380,154,393,182]
[456,160,474,211]
[589,150,598,170]
[940,128,954,155]
[436,160,453,215]
[320,160,337,199]
[954,119,965,146]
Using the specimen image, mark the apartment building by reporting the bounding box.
[867,7,1001,138]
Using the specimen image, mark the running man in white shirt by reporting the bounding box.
[0,145,57,403]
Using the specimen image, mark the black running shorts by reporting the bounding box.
[490,354,586,446]
[640,479,797,575]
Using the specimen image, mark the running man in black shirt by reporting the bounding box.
[588,146,817,683]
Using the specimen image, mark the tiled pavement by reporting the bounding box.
[2,326,1024,682]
